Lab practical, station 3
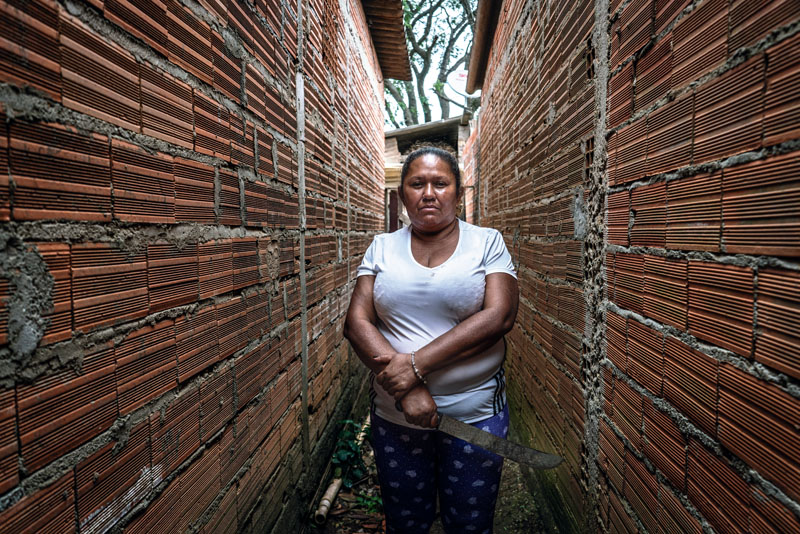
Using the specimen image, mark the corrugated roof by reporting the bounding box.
[362,0,412,81]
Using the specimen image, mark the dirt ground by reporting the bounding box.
[310,430,545,534]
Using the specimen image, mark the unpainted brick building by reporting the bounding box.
[464,0,799,531]
[0,0,394,532]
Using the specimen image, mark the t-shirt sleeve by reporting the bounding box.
[484,229,517,278]
[356,237,379,277]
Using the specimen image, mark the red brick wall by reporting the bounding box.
[461,123,479,224]
[0,0,385,532]
[467,0,800,531]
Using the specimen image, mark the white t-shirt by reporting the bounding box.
[356,219,517,427]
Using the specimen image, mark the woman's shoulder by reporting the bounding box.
[459,220,503,242]
[369,226,409,249]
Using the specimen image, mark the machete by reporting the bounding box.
[437,414,563,470]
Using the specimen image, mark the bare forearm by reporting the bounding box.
[374,306,514,402]
[344,275,397,374]
[374,273,518,402]
[343,318,395,374]
[414,306,513,377]
[414,273,518,377]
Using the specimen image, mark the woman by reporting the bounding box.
[344,146,518,534]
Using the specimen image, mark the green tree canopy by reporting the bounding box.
[384,0,477,128]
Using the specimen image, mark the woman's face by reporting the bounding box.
[400,154,459,233]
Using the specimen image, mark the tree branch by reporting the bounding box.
[407,0,443,57]
[384,80,416,126]
[432,10,469,118]
[445,54,467,76]
[384,99,401,128]
[411,0,443,27]
[457,0,476,26]
[439,17,469,71]
[433,89,469,109]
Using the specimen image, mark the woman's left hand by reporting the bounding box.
[400,385,439,428]
[374,353,420,400]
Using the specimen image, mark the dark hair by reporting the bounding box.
[400,146,461,193]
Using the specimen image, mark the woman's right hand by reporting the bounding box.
[400,385,439,428]
[374,353,420,401]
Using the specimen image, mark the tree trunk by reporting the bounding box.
[384,80,417,126]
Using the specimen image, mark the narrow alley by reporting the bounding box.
[0,0,798,533]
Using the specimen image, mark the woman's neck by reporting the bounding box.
[409,218,459,243]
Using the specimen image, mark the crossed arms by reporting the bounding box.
[343,272,518,428]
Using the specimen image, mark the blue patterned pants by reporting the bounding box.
[370,404,509,534]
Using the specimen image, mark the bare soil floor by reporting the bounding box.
[312,434,545,534]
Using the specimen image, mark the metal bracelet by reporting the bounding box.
[410,350,426,384]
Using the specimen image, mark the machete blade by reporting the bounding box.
[437,414,563,470]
